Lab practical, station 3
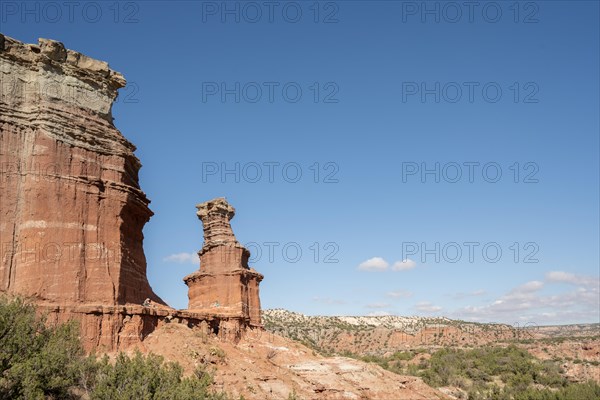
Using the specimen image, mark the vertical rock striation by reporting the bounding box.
[184,198,263,336]
[0,34,162,306]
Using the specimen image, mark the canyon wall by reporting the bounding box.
[0,34,162,306]
[0,35,168,349]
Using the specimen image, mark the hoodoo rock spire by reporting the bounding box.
[184,198,263,333]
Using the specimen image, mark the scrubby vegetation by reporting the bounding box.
[350,345,600,400]
[0,296,228,399]
[421,346,565,388]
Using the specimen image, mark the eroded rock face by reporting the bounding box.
[184,198,263,332]
[0,35,266,351]
[0,35,166,349]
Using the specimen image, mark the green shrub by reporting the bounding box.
[414,345,599,400]
[0,296,228,400]
[0,296,83,399]
[89,352,222,400]
[352,342,600,400]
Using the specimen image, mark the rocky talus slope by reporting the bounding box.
[139,322,451,400]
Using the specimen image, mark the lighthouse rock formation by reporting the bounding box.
[184,198,263,330]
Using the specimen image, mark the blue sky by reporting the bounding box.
[3,0,599,325]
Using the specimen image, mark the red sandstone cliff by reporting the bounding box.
[0,35,162,306]
[0,35,168,350]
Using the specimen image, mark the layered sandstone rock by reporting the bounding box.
[184,198,263,334]
[0,35,166,349]
[0,34,162,305]
[0,35,265,351]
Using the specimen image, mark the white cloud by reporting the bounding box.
[368,311,393,317]
[415,302,442,313]
[546,271,599,287]
[357,257,389,271]
[451,273,599,324]
[387,290,413,298]
[163,252,199,264]
[391,259,416,271]
[516,280,544,293]
[366,302,390,309]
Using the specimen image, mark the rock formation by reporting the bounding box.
[0,35,266,350]
[0,34,162,306]
[184,198,263,337]
[0,34,170,350]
